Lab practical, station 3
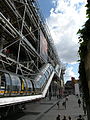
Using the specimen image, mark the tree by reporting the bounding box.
[78,2,90,120]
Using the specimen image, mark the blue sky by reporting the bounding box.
[38,0,54,18]
[38,0,87,83]
[64,63,79,81]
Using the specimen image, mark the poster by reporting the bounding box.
[40,30,48,62]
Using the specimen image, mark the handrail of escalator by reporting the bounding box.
[34,64,54,93]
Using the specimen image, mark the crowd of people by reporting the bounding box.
[56,95,86,120]
[56,114,84,120]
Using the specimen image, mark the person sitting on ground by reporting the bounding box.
[77,115,84,120]
[56,114,61,120]
[62,115,67,120]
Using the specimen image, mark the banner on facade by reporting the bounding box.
[40,30,48,62]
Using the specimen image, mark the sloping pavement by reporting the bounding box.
[14,97,60,120]
[10,95,87,120]
[38,95,87,120]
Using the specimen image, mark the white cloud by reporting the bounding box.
[46,0,87,81]
[46,0,87,63]
[64,66,79,83]
[66,67,75,77]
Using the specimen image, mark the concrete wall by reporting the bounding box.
[75,83,80,95]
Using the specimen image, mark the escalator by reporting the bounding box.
[0,64,60,107]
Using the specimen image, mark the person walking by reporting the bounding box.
[68,116,71,120]
[56,114,61,120]
[49,92,52,100]
[66,96,68,101]
[77,115,84,120]
[78,99,81,107]
[62,116,67,120]
[57,101,60,109]
[83,103,87,115]
[62,101,66,109]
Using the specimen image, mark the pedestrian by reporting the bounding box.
[76,94,79,97]
[66,96,68,101]
[62,116,67,120]
[77,115,84,120]
[78,99,81,107]
[62,101,66,109]
[68,116,71,120]
[57,101,59,109]
[56,114,61,120]
[83,104,87,115]
[49,92,52,100]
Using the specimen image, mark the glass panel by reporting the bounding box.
[0,72,6,96]
[50,66,53,72]
[5,73,11,91]
[45,71,49,79]
[48,67,52,73]
[35,82,41,88]
[25,79,32,91]
[39,75,46,87]
[21,78,27,91]
[0,73,5,90]
[10,75,21,91]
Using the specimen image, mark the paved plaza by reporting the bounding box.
[38,95,87,120]
[7,95,87,120]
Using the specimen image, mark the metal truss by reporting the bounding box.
[0,0,60,78]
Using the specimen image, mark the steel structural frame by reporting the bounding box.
[0,0,60,78]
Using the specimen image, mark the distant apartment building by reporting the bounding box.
[64,81,75,96]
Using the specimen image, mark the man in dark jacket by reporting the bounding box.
[56,114,61,120]
[77,115,84,120]
[78,99,81,107]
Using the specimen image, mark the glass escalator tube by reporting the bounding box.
[4,73,11,96]
[9,74,21,96]
[25,78,33,95]
[0,72,6,97]
[19,77,27,95]
[33,64,54,95]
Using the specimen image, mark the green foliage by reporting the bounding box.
[86,4,90,18]
[78,3,90,102]
[78,15,90,61]
[79,61,89,101]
